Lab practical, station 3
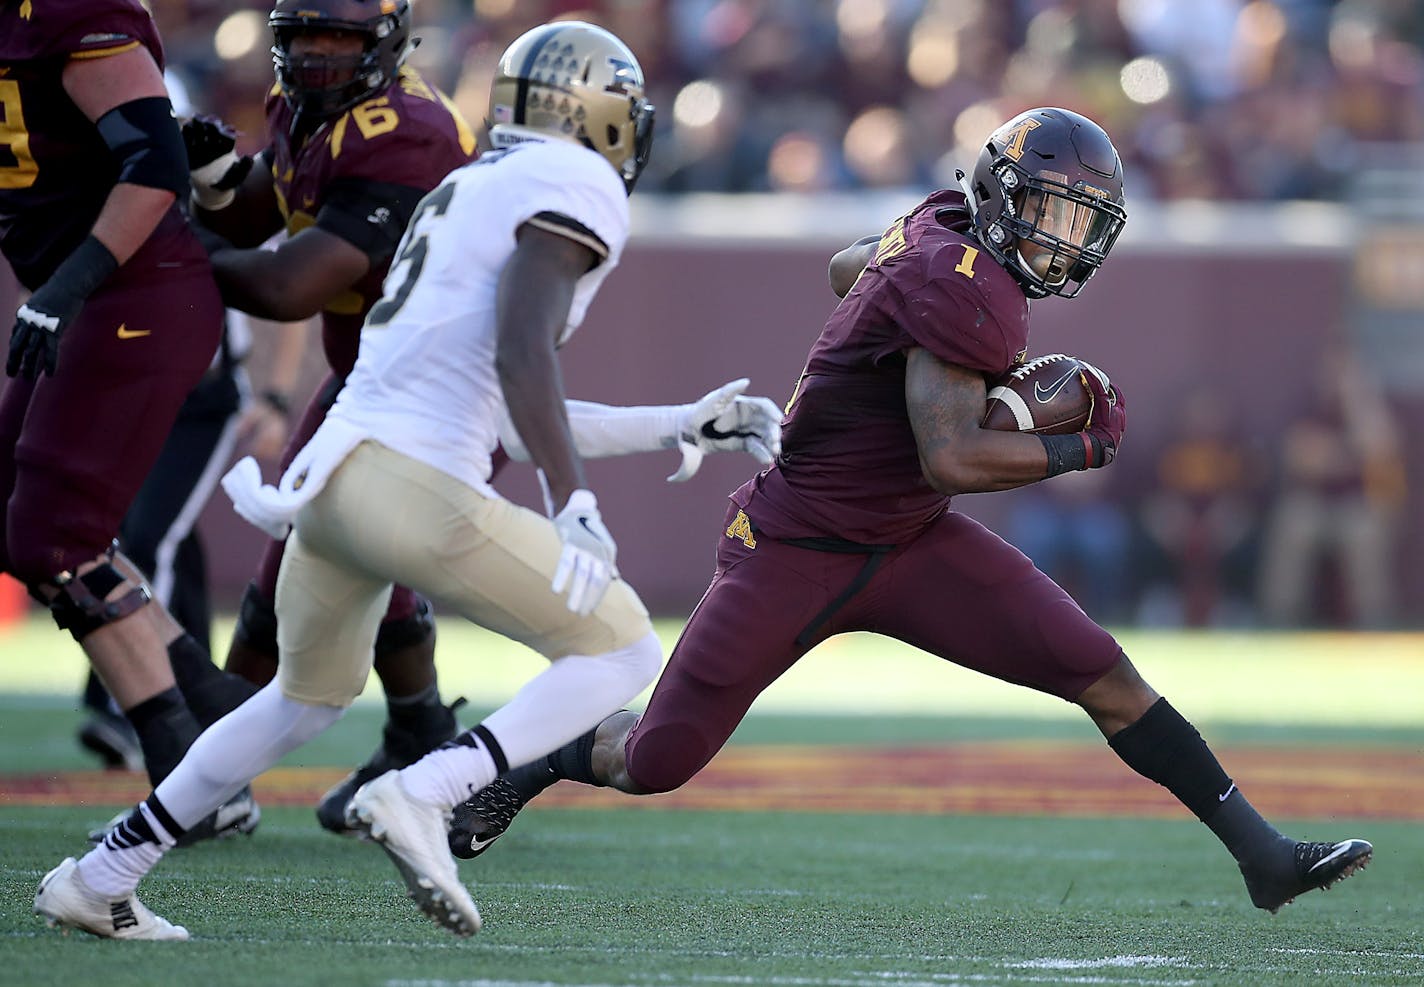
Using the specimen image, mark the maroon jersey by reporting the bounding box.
[264,67,476,376]
[0,0,201,289]
[737,189,1031,544]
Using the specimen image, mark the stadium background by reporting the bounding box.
[1,4,1421,981]
[3,0,1423,627]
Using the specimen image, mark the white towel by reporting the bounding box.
[221,419,366,539]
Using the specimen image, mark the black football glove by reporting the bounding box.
[182,115,253,210]
[8,293,80,380]
[7,236,118,379]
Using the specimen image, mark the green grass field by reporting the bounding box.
[1,616,1422,986]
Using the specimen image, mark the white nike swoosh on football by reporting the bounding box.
[1033,368,1079,403]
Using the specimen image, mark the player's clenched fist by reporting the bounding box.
[1079,361,1125,467]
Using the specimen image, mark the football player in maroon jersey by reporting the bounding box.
[0,0,264,823]
[180,0,481,835]
[448,108,1373,914]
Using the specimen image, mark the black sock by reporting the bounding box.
[102,793,185,850]
[167,633,257,728]
[382,684,460,759]
[496,728,602,802]
[1108,697,1284,862]
[124,687,200,786]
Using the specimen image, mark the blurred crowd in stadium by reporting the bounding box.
[150,0,1424,201]
[1,0,1398,634]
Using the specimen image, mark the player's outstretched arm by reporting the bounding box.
[905,347,1064,495]
[496,380,782,481]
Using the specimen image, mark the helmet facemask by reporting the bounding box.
[1000,168,1125,296]
[270,0,411,121]
[968,107,1127,299]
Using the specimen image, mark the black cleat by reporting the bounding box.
[1241,838,1373,913]
[86,785,261,847]
[448,776,527,860]
[315,698,465,837]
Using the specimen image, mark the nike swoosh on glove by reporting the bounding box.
[1078,361,1126,468]
[668,378,784,482]
[552,490,619,616]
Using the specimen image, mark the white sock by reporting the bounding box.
[397,742,500,809]
[481,630,661,770]
[399,631,660,809]
[78,801,176,898]
[152,680,344,826]
[75,682,344,899]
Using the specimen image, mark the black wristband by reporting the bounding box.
[1038,432,1089,477]
[43,235,119,305]
[259,389,291,417]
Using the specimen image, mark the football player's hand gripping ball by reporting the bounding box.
[552,490,619,616]
[1079,361,1126,467]
[182,115,253,210]
[668,378,784,482]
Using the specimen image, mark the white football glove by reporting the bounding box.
[551,489,618,616]
[668,378,784,482]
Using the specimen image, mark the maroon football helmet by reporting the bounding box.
[966,107,1127,299]
[269,0,411,119]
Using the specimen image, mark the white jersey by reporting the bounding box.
[327,139,630,494]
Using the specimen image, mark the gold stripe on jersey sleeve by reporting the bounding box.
[433,87,476,156]
[69,40,142,60]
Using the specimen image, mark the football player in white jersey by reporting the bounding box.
[35,22,713,941]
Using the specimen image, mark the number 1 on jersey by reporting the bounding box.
[955,244,979,279]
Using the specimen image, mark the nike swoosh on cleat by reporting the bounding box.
[1033,368,1078,403]
[1306,842,1355,874]
[468,833,501,854]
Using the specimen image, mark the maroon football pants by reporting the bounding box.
[0,270,222,584]
[624,503,1122,794]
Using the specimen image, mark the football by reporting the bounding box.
[982,353,1095,435]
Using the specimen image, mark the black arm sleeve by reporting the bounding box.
[95,96,189,196]
[315,178,426,268]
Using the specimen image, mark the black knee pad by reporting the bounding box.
[34,560,151,642]
[232,580,278,654]
[374,595,436,658]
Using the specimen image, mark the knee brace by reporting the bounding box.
[31,543,151,641]
[232,580,278,653]
[374,594,436,658]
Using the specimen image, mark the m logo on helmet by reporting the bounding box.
[998,118,1041,162]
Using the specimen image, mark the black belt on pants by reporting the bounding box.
[773,533,898,647]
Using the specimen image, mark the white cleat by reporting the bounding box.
[346,771,482,937]
[34,857,188,941]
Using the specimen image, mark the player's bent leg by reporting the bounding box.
[448,708,641,860]
[1083,656,1373,912]
[19,547,200,786]
[43,682,346,939]
[450,520,824,861]
[224,579,280,687]
[317,594,466,836]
